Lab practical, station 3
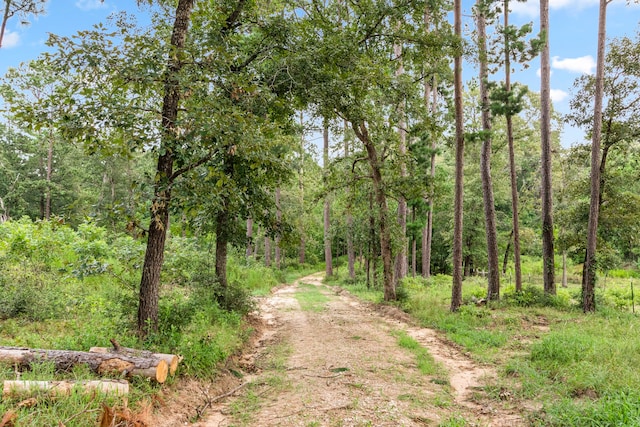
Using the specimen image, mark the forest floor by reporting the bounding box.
[153,273,529,426]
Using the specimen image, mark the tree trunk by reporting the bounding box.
[477,2,501,301]
[3,380,129,397]
[215,210,229,290]
[0,0,11,49]
[354,122,395,300]
[275,187,282,269]
[0,197,8,222]
[0,347,168,383]
[562,250,568,288]
[502,0,523,294]
[347,213,355,279]
[89,344,179,376]
[265,236,271,267]
[137,0,195,338]
[299,112,306,264]
[345,120,356,280]
[451,0,464,311]
[367,191,375,288]
[540,0,556,296]
[246,217,253,257]
[411,207,417,277]
[394,40,408,287]
[503,228,514,275]
[422,76,438,279]
[323,122,333,277]
[39,155,45,219]
[44,128,54,220]
[583,0,608,313]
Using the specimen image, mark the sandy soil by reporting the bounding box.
[154,273,527,427]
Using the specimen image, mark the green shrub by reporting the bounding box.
[0,266,67,321]
[502,285,571,309]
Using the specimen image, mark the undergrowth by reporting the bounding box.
[329,262,640,426]
[0,218,312,426]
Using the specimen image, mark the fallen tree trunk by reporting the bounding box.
[0,347,168,383]
[89,345,179,376]
[3,380,129,397]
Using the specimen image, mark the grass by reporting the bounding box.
[294,283,331,312]
[330,262,640,427]
[393,330,445,378]
[0,218,303,426]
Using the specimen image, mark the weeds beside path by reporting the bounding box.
[192,273,526,427]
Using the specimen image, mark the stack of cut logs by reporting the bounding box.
[0,340,180,397]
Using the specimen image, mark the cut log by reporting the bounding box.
[89,346,179,376]
[3,380,129,397]
[0,347,168,383]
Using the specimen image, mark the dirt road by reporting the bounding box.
[159,273,526,426]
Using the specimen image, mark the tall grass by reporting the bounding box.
[330,260,640,426]
[0,218,301,425]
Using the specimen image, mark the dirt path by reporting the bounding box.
[166,273,527,426]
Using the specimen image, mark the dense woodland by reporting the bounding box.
[2,0,639,326]
[2,0,640,425]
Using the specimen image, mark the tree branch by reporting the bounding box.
[169,151,215,181]
[221,0,248,36]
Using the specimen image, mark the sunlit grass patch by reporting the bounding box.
[393,330,447,382]
[294,283,331,312]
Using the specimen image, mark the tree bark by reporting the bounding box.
[299,113,306,264]
[0,347,168,383]
[540,0,556,296]
[89,344,179,376]
[3,380,129,397]
[367,191,375,289]
[323,122,333,277]
[0,0,11,49]
[353,122,395,300]
[345,120,356,280]
[451,0,464,311]
[44,128,54,220]
[394,40,408,286]
[411,207,417,277]
[477,1,501,301]
[137,0,195,338]
[583,0,609,312]
[423,76,438,279]
[503,0,523,294]
[562,250,568,288]
[246,217,253,257]
[265,236,271,267]
[215,210,229,290]
[275,187,282,269]
[502,228,514,275]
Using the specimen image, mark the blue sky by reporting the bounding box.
[464,0,640,147]
[1,0,639,148]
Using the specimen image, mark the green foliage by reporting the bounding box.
[0,219,287,383]
[502,285,571,308]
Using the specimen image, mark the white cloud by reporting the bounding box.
[552,55,596,74]
[550,89,569,102]
[509,1,540,18]
[2,30,19,48]
[510,0,637,17]
[550,0,598,9]
[75,0,107,11]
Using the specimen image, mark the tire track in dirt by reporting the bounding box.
[192,273,527,427]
